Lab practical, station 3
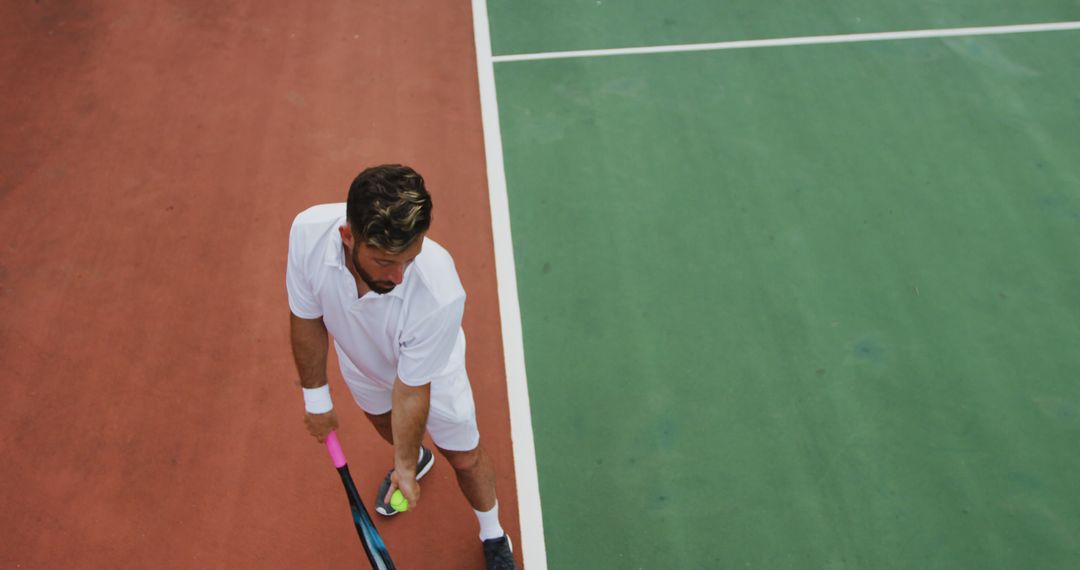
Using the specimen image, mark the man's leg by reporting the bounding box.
[426,372,518,568]
[440,444,517,569]
[437,445,497,512]
[364,411,394,445]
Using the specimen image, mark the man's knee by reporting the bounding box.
[439,446,483,472]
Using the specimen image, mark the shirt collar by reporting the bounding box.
[324,221,346,269]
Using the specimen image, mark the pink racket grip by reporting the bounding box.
[326,431,347,468]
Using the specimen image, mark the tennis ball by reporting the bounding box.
[390,489,409,512]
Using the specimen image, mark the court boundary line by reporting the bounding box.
[492,20,1080,62]
[471,1,549,568]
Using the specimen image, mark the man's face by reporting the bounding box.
[340,226,424,294]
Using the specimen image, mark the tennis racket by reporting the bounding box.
[326,431,396,570]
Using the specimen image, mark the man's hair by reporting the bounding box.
[346,164,433,254]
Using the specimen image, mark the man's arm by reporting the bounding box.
[290,312,338,441]
[291,312,328,387]
[387,379,431,507]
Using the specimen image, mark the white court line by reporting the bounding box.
[471,1,549,569]
[493,20,1080,62]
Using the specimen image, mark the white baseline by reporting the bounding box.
[471,0,549,568]
[493,20,1080,62]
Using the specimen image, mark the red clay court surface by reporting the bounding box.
[1,2,522,568]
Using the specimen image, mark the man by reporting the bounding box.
[286,164,517,569]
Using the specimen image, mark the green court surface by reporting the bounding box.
[491,11,1080,570]
[488,0,1080,55]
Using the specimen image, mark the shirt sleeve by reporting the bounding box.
[397,297,465,386]
[285,221,323,319]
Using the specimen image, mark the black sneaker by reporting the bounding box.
[374,446,435,516]
[482,534,517,570]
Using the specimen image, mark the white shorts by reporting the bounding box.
[335,346,480,452]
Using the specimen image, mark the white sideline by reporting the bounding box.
[471,1,549,568]
[492,20,1080,62]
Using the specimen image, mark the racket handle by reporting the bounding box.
[326,431,347,468]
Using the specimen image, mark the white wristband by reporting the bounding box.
[302,384,333,414]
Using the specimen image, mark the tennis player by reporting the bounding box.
[287,164,517,569]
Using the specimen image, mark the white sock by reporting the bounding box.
[474,501,505,541]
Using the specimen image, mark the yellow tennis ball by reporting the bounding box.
[390,490,409,512]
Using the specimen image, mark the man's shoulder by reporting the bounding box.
[292,203,346,229]
[408,238,465,307]
[289,203,345,251]
[288,203,345,275]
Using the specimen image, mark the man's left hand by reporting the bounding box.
[386,468,421,510]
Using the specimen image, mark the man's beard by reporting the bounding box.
[349,245,396,294]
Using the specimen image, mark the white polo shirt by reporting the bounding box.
[286,203,466,388]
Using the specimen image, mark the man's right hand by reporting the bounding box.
[304,409,340,443]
